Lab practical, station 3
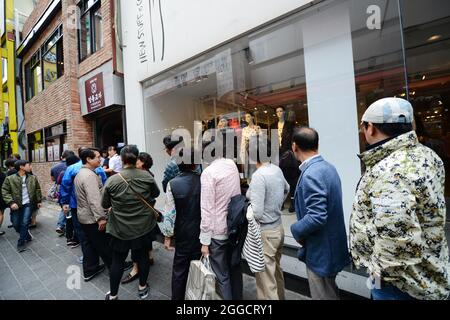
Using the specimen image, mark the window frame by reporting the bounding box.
[78,0,103,62]
[24,25,64,101]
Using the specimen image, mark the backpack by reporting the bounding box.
[227,194,249,267]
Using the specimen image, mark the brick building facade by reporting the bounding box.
[18,0,125,196]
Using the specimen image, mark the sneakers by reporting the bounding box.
[26,230,33,242]
[105,292,118,300]
[56,228,65,236]
[138,284,149,300]
[69,242,80,249]
[0,231,5,236]
[17,244,27,253]
[84,264,105,282]
[29,224,37,230]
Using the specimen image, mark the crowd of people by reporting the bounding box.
[0,97,449,301]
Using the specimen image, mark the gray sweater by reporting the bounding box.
[246,163,290,231]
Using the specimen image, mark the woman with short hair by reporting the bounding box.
[102,145,160,300]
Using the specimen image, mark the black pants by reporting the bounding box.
[171,250,202,300]
[65,217,77,243]
[209,239,243,300]
[110,247,150,296]
[80,223,112,276]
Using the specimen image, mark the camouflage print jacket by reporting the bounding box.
[350,131,450,300]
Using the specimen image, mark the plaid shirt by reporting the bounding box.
[162,157,180,193]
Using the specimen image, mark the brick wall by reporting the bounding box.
[22,0,53,37]
[21,0,115,197]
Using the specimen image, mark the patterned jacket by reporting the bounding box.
[350,131,450,300]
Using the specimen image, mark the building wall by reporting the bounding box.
[21,0,114,195]
[22,0,52,37]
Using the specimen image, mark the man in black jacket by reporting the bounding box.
[164,150,202,300]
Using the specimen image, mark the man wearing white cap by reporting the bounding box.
[350,97,450,300]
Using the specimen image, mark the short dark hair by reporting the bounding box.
[363,122,413,137]
[80,148,100,165]
[249,134,272,164]
[163,135,183,151]
[120,145,139,165]
[78,146,89,157]
[5,158,17,169]
[293,126,319,152]
[138,152,154,170]
[66,155,80,166]
[14,160,29,171]
[62,150,75,160]
[178,149,197,172]
[108,146,118,153]
[12,154,21,160]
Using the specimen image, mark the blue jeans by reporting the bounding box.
[371,285,416,300]
[57,211,66,229]
[10,204,33,247]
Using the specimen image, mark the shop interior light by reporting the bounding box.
[427,34,442,42]
[438,101,443,105]
[422,75,426,81]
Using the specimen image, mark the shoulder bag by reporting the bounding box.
[118,173,163,222]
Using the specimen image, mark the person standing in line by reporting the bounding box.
[246,135,290,300]
[200,133,243,300]
[75,148,113,281]
[162,150,202,300]
[102,145,160,300]
[290,127,350,300]
[350,98,450,300]
[51,150,76,235]
[121,152,161,284]
[162,135,183,193]
[2,160,42,252]
[60,147,115,280]
[105,146,122,176]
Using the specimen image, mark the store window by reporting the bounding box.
[44,122,67,162]
[25,26,63,101]
[79,0,103,62]
[401,0,450,222]
[27,130,44,163]
[142,0,406,246]
[43,28,64,90]
[27,122,67,163]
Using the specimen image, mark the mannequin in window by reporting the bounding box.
[276,106,299,213]
[240,112,261,179]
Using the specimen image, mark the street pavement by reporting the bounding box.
[0,201,308,300]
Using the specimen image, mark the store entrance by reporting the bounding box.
[94,108,125,151]
[401,0,450,228]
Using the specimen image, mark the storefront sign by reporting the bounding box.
[85,73,106,113]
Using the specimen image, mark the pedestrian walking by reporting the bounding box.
[1,160,42,252]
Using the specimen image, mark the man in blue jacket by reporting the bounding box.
[290,127,350,300]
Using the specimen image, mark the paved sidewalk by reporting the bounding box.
[0,201,308,300]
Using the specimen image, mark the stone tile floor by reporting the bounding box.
[0,201,307,300]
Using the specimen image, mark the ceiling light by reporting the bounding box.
[427,35,442,42]
[422,75,426,81]
[438,101,443,105]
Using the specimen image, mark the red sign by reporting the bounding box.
[85,73,106,113]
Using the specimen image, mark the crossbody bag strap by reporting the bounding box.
[118,173,160,221]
